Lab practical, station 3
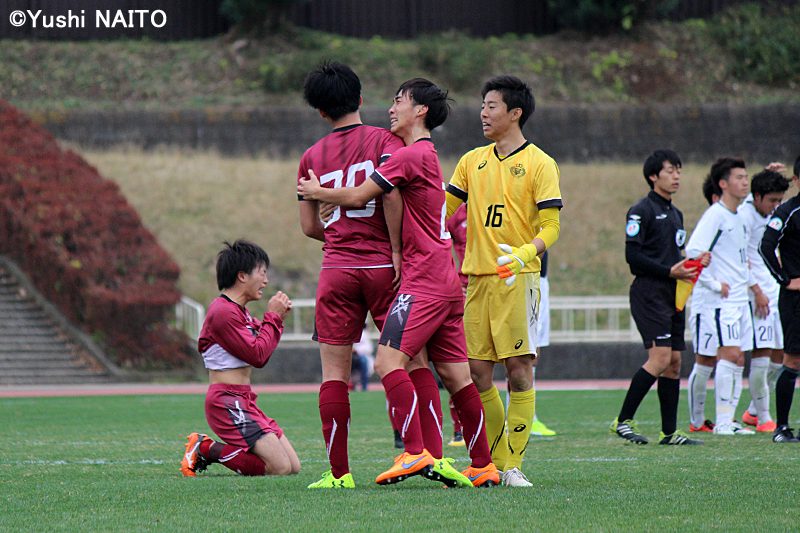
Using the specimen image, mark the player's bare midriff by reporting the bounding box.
[208,367,252,385]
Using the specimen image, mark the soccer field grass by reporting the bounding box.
[1,389,797,532]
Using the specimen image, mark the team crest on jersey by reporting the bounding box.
[768,217,783,231]
[626,219,640,237]
[675,229,686,247]
[478,160,487,170]
[510,164,526,177]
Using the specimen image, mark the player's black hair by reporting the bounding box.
[642,149,682,189]
[751,169,790,198]
[702,174,720,205]
[216,239,270,291]
[709,157,746,190]
[397,78,451,131]
[303,61,361,121]
[793,154,800,179]
[481,75,535,128]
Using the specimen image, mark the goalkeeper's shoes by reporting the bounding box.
[448,431,465,447]
[180,432,211,477]
[658,430,703,445]
[530,418,556,437]
[375,449,434,485]
[461,462,501,487]
[501,467,533,487]
[610,418,648,444]
[307,470,355,489]
[424,457,474,488]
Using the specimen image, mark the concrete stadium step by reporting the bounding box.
[0,257,117,385]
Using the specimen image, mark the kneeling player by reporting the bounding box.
[180,240,300,477]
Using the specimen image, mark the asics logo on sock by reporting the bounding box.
[513,424,527,432]
[401,456,424,469]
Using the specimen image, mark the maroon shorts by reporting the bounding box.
[379,293,467,363]
[205,383,283,450]
[314,267,396,345]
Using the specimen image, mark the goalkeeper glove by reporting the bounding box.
[496,243,538,286]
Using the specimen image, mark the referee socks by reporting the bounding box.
[618,367,657,422]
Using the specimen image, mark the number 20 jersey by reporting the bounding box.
[447,142,562,276]
[297,124,404,268]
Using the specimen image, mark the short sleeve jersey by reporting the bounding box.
[739,195,779,297]
[625,190,685,278]
[447,142,562,276]
[297,124,405,268]
[686,202,750,307]
[370,139,462,301]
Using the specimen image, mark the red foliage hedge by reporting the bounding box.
[0,100,192,368]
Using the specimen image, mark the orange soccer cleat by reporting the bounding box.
[180,432,211,477]
[461,462,501,488]
[689,419,715,433]
[756,420,777,433]
[741,411,759,427]
[375,449,434,485]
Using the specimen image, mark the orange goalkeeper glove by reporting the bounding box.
[496,243,538,286]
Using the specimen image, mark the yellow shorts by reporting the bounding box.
[464,273,540,361]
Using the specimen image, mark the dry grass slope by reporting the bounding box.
[83,147,770,307]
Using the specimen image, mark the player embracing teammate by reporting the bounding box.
[298,76,499,487]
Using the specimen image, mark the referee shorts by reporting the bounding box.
[629,277,686,351]
[779,287,800,354]
[463,273,539,361]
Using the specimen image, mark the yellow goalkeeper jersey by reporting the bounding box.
[447,141,562,276]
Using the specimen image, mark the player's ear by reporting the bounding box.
[510,107,523,122]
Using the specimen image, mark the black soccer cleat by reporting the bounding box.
[659,431,703,445]
[610,418,648,444]
[772,425,800,443]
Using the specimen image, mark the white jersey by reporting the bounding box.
[686,201,750,310]
[740,195,780,301]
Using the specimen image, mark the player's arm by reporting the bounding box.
[298,200,324,242]
[383,188,404,289]
[215,308,285,369]
[445,154,469,218]
[759,214,790,286]
[298,169,383,208]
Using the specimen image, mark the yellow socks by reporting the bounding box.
[479,385,509,470]
[505,388,535,470]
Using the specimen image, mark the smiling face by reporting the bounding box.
[388,90,420,138]
[240,263,268,302]
[650,160,681,197]
[480,90,521,141]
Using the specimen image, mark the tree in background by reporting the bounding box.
[221,0,311,32]
[547,0,678,33]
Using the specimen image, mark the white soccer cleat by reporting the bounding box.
[501,467,533,487]
[713,423,755,435]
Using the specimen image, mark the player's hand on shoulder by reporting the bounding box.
[297,169,322,200]
[267,291,292,319]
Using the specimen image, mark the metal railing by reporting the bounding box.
[175,296,205,341]
[177,296,646,344]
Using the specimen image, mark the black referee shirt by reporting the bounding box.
[625,190,685,280]
[760,192,800,286]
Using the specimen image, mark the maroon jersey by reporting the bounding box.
[370,139,462,301]
[446,203,468,287]
[297,124,404,268]
[198,295,284,369]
